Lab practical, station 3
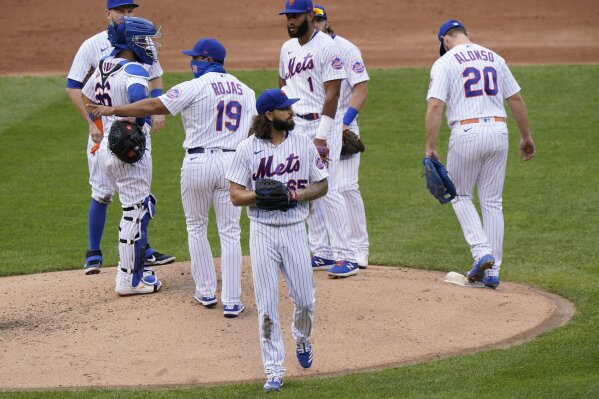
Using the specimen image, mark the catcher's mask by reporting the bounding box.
[108,16,161,64]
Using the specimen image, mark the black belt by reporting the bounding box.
[297,113,320,121]
[187,147,236,154]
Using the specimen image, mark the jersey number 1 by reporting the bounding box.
[463,67,498,97]
[216,100,242,132]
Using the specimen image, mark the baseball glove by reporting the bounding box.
[108,120,146,164]
[422,157,457,204]
[340,128,365,155]
[255,178,298,212]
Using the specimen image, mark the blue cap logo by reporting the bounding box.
[279,0,313,15]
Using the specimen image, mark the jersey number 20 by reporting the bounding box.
[463,67,498,97]
[216,100,242,132]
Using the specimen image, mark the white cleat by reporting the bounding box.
[115,268,161,296]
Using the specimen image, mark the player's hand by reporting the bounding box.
[425,148,440,161]
[87,103,114,118]
[151,114,166,132]
[313,138,327,149]
[89,121,103,144]
[520,137,535,161]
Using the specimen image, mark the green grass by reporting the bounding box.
[1,65,598,398]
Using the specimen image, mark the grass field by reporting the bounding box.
[0,65,598,398]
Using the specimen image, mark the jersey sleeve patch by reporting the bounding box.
[315,154,325,169]
[166,86,182,99]
[124,64,150,78]
[351,60,365,73]
[331,56,344,70]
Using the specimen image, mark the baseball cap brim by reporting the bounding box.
[277,97,300,109]
[182,50,198,56]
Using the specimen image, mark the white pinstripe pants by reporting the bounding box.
[249,220,315,377]
[448,120,508,268]
[293,117,356,261]
[338,153,369,256]
[181,151,242,305]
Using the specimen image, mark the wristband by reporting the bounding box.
[150,89,163,98]
[343,107,359,126]
[315,115,334,140]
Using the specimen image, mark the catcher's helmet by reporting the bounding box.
[108,16,161,64]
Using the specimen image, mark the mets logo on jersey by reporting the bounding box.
[352,60,365,73]
[331,57,344,70]
[315,154,325,169]
[166,87,182,99]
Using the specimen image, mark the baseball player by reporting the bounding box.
[312,4,370,268]
[66,0,173,275]
[226,89,329,392]
[82,16,163,295]
[278,0,358,278]
[425,19,536,287]
[89,38,256,317]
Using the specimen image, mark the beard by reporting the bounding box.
[273,116,295,131]
[287,17,309,38]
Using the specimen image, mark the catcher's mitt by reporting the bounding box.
[340,128,365,155]
[108,120,146,164]
[255,178,298,212]
[423,157,457,204]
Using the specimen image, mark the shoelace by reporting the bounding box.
[297,341,311,353]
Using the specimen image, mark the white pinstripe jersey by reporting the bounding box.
[159,72,257,150]
[333,35,370,114]
[67,31,162,84]
[82,56,149,139]
[226,133,329,225]
[279,30,346,115]
[427,43,521,126]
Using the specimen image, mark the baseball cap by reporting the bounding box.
[438,19,465,56]
[182,38,226,63]
[256,89,300,114]
[313,4,327,20]
[107,0,139,10]
[279,0,313,15]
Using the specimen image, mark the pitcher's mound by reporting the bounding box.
[0,259,574,390]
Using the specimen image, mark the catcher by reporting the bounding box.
[226,89,328,392]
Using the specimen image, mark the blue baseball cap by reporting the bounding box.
[182,38,226,63]
[438,19,465,56]
[256,89,300,114]
[107,0,139,10]
[313,4,327,19]
[279,0,313,15]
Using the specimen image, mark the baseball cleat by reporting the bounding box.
[296,338,313,368]
[263,375,283,392]
[467,254,495,283]
[84,249,103,275]
[115,270,161,296]
[194,294,218,308]
[357,254,368,269]
[223,303,245,318]
[327,260,359,278]
[311,255,336,271]
[482,269,500,288]
[145,243,176,266]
